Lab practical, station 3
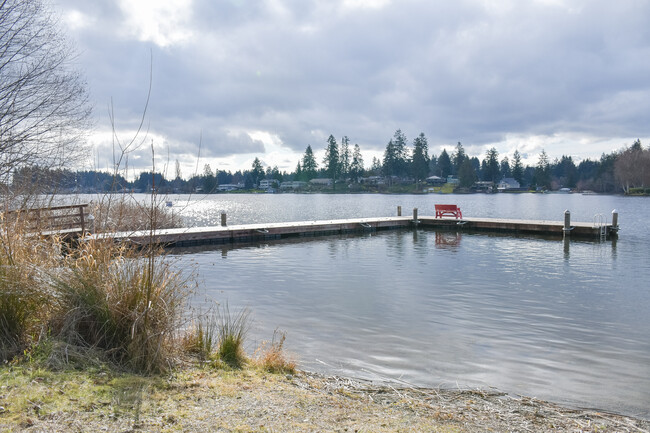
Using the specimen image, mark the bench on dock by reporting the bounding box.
[435,204,462,219]
[4,204,91,237]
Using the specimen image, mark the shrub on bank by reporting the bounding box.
[0,201,293,376]
[51,241,189,373]
[0,219,60,361]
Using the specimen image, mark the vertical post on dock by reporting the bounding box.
[563,209,571,238]
[220,212,227,227]
[413,208,418,223]
[397,206,402,216]
[611,209,619,239]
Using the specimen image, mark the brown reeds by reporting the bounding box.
[90,195,183,234]
[50,240,190,373]
[254,329,296,374]
[0,213,61,360]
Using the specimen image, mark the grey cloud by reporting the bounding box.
[56,0,650,167]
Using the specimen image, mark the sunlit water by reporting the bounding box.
[85,192,650,418]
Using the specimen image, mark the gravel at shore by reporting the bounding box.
[2,366,648,432]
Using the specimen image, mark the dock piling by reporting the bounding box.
[612,209,618,229]
[413,208,418,224]
[563,210,571,237]
[397,206,402,216]
[220,212,227,227]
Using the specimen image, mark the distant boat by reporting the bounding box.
[165,200,173,207]
[558,188,572,193]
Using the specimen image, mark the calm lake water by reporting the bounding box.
[164,193,649,418]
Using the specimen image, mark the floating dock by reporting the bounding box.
[96,213,619,247]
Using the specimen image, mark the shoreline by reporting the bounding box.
[2,365,648,432]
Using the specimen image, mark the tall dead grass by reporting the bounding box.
[0,202,191,373]
[90,196,183,233]
[0,215,61,360]
[50,240,190,372]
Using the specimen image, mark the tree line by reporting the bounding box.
[10,134,649,195]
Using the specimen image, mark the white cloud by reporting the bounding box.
[117,0,194,47]
[341,0,391,10]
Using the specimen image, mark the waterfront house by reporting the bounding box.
[497,178,520,191]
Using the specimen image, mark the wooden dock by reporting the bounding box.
[94,214,618,247]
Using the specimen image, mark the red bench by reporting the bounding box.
[435,204,462,219]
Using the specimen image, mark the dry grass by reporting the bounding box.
[0,216,61,360]
[50,240,190,373]
[181,309,218,363]
[215,303,250,368]
[90,195,183,233]
[0,199,192,373]
[253,329,296,374]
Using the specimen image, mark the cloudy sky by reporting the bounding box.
[54,0,650,177]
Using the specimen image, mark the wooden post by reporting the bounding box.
[221,212,227,227]
[413,208,418,222]
[79,205,85,233]
[397,206,402,216]
[563,209,571,237]
[612,209,618,228]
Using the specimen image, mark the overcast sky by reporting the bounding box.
[54,0,650,177]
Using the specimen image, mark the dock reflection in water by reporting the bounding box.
[175,227,650,420]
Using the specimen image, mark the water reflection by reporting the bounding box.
[435,231,462,251]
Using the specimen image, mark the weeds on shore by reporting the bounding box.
[51,240,188,373]
[254,329,296,374]
[216,303,250,368]
[182,308,218,362]
[0,203,293,376]
[0,216,60,360]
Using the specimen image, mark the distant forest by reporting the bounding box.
[10,133,650,195]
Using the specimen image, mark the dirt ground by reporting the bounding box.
[2,367,648,433]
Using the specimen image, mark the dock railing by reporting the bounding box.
[3,204,91,235]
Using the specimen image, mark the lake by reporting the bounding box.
[164,192,649,418]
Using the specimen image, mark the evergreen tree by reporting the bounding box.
[339,136,351,179]
[436,149,452,178]
[350,143,364,182]
[512,150,524,185]
[534,150,551,189]
[482,147,500,182]
[323,135,340,188]
[295,161,302,181]
[301,145,318,181]
[382,139,398,178]
[452,142,466,175]
[202,164,217,192]
[500,156,511,178]
[392,129,409,177]
[458,158,477,188]
[370,157,382,175]
[553,155,577,188]
[411,132,430,187]
[251,157,264,187]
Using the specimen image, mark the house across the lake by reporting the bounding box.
[497,178,521,191]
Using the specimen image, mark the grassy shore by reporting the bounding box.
[1,363,648,433]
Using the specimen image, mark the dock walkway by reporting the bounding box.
[94,214,617,247]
